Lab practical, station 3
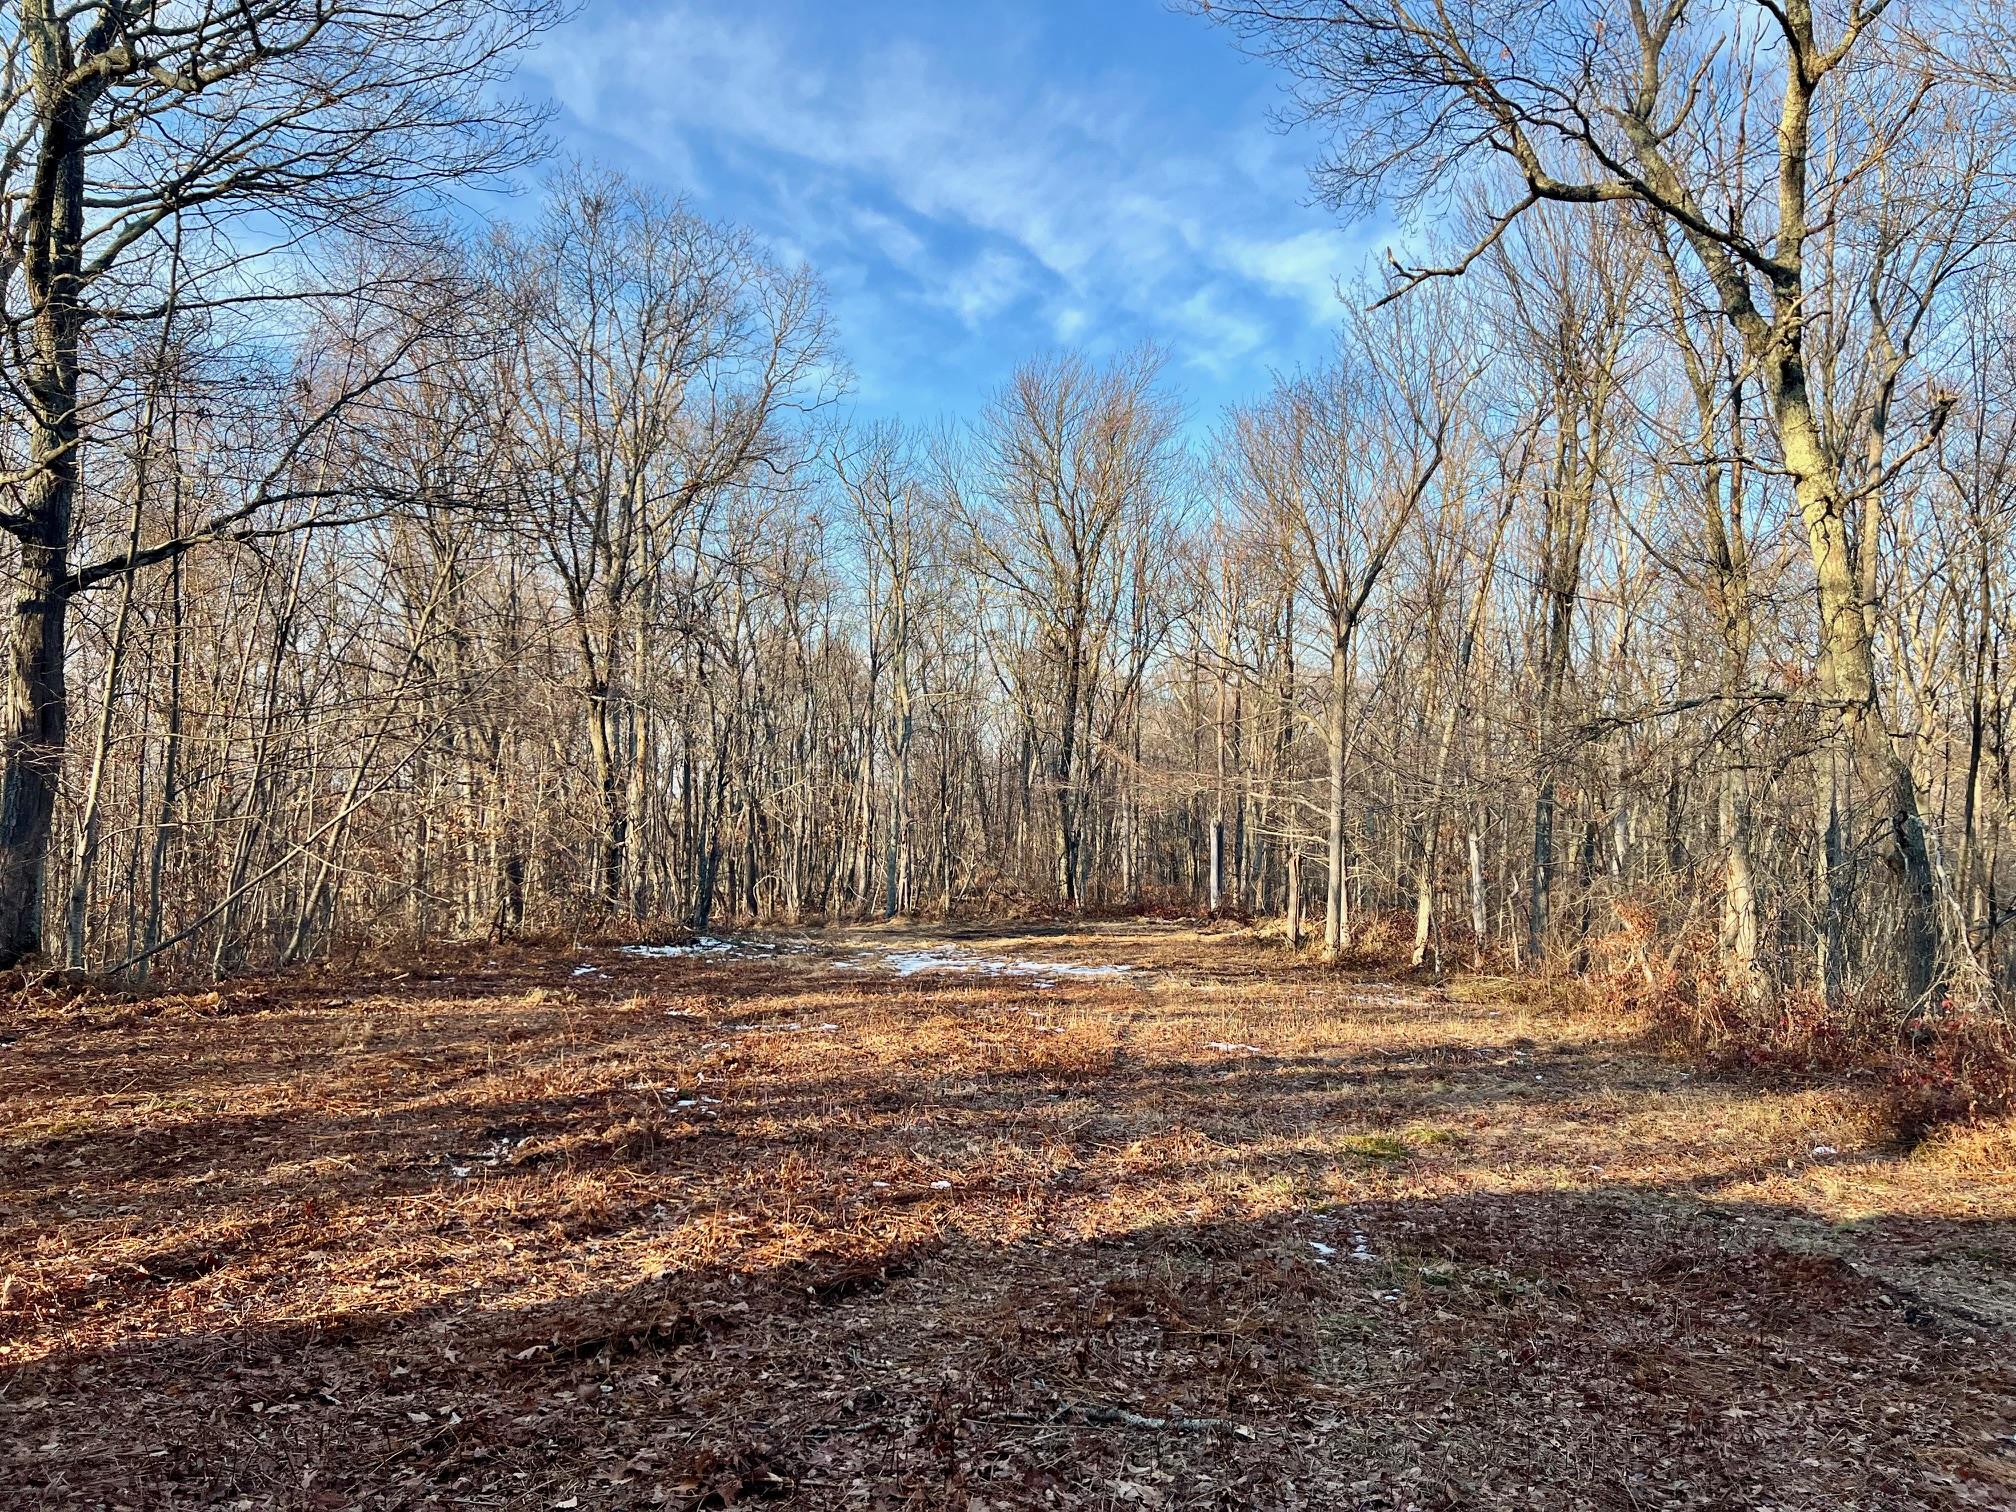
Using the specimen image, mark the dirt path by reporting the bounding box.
[3,921,2014,1509]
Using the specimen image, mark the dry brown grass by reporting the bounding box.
[2,921,2013,1509]
[1578,902,2016,1134]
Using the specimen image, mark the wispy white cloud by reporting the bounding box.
[522,1,1381,409]
[1173,285,1269,377]
[1220,229,1356,325]
[935,248,1034,329]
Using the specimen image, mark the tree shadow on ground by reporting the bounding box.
[5,926,2013,1510]
[8,1182,2014,1511]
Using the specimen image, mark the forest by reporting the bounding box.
[6,1,2016,1508]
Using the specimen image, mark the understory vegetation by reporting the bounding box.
[4,923,2012,1508]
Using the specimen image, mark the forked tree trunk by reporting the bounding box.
[1776,378,1939,1007]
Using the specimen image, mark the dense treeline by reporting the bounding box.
[7,0,2016,1036]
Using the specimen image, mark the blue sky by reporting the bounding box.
[506,0,1392,428]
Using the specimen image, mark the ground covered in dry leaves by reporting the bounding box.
[4,920,2016,1510]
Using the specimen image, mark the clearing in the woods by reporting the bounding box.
[3,922,2014,1510]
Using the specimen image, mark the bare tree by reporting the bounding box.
[953,348,1182,910]
[1196,0,2013,1008]
[0,0,555,960]
[1230,309,1452,958]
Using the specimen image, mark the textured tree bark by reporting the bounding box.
[0,7,91,962]
[584,677,626,911]
[1285,845,1303,950]
[1777,382,1939,1006]
[65,557,138,968]
[1527,410,1595,967]
[1055,639,1086,909]
[0,543,69,964]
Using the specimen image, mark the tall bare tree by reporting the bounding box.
[0,0,554,960]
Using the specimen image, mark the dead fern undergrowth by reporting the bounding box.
[2,920,2013,1510]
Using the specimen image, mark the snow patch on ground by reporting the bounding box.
[855,946,1133,988]
[620,935,819,963]
[1350,984,1431,1009]
[1309,1215,1377,1264]
[622,936,770,960]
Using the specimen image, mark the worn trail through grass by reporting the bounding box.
[2,921,2014,1509]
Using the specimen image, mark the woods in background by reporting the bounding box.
[6,0,2016,1040]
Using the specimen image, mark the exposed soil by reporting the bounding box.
[3,921,2014,1509]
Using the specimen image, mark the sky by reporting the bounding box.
[504,0,1393,430]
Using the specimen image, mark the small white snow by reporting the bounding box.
[1206,1041,1265,1054]
[929,1180,952,1190]
[1811,1145,1839,1157]
[1310,1240,1337,1259]
[571,965,603,977]
[1350,1233,1375,1262]
[624,936,733,959]
[875,947,1131,987]
[885,949,970,976]
[622,936,782,961]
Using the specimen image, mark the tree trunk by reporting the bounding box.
[1285,844,1303,949]
[0,19,92,963]
[1323,630,1350,959]
[1775,373,1939,1006]
[0,545,69,963]
[64,556,139,968]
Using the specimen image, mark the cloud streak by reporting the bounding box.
[520,0,1384,417]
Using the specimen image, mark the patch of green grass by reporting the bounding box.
[1339,1132,1413,1162]
[1403,1123,1468,1148]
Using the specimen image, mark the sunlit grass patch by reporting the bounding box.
[2,918,2011,1508]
